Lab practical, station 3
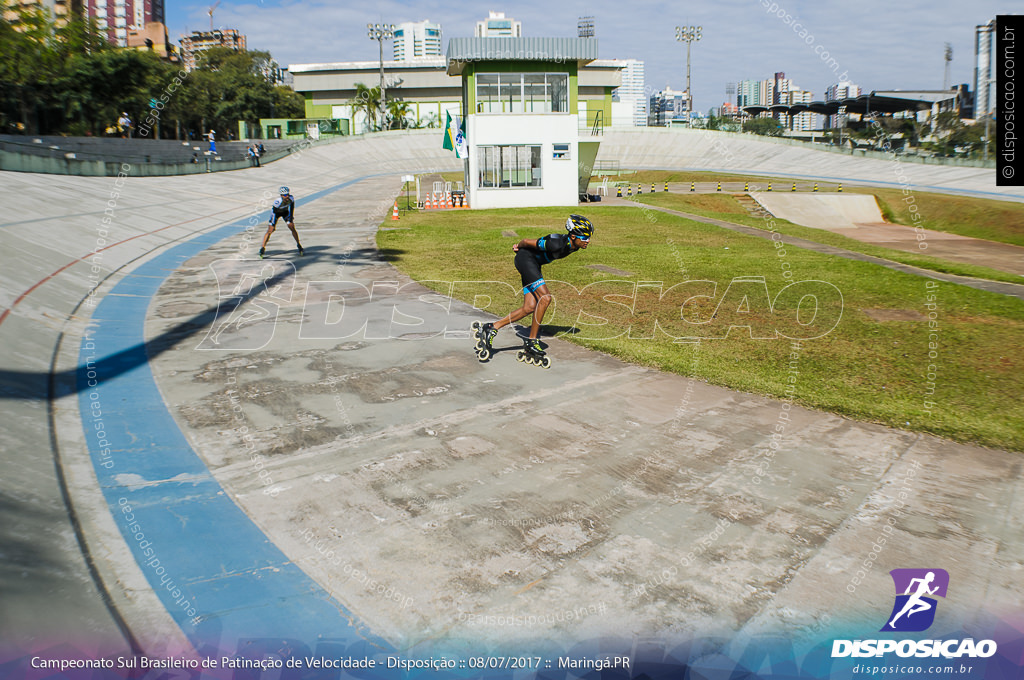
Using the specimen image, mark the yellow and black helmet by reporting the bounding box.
[565,214,594,240]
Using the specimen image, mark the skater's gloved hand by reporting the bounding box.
[512,243,520,252]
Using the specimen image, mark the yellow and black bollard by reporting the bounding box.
[617,186,622,198]
[813,182,818,192]
[664,181,669,192]
[651,183,655,194]
[791,182,797,192]
[768,182,773,192]
[838,183,843,193]
[716,181,722,192]
[690,182,695,192]
[637,183,642,194]
[744,181,749,192]
[627,185,633,197]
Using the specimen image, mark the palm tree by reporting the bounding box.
[385,100,413,130]
[351,82,380,132]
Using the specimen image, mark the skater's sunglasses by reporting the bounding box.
[571,233,590,242]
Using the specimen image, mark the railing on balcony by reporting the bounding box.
[579,109,604,137]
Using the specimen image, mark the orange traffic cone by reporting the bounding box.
[391,201,399,220]
[447,193,453,209]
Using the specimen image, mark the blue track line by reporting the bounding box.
[75,175,394,655]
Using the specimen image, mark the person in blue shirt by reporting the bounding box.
[473,214,593,365]
[259,186,304,258]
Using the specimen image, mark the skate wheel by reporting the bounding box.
[474,340,486,351]
[516,350,526,362]
[470,321,482,331]
[540,356,551,369]
[476,348,490,362]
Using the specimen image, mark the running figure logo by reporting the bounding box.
[881,568,949,632]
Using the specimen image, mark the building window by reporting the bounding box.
[476,73,568,113]
[478,145,542,188]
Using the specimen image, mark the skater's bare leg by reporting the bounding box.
[529,287,552,339]
[261,222,276,250]
[489,284,548,331]
[285,221,302,249]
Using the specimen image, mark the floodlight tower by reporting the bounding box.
[675,25,702,124]
[368,23,396,130]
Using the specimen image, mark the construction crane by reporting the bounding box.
[208,0,220,31]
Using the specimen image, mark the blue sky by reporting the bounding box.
[166,0,1014,113]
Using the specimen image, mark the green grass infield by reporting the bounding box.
[378,205,1024,452]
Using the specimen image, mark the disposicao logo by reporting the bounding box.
[831,568,997,659]
[881,568,949,632]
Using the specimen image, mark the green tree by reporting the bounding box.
[272,85,305,119]
[0,3,58,133]
[351,82,381,132]
[385,99,413,130]
[742,116,784,136]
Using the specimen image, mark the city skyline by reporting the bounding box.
[164,0,1014,116]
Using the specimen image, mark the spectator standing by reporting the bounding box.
[117,112,132,138]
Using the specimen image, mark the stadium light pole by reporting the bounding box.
[367,23,395,131]
[675,25,702,125]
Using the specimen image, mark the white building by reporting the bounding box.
[475,11,522,38]
[975,19,995,118]
[393,20,442,61]
[826,81,861,101]
[447,37,613,209]
[613,58,647,127]
[781,89,817,131]
[648,87,689,126]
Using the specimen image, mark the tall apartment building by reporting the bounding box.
[975,19,996,118]
[825,81,861,101]
[773,71,792,104]
[475,11,521,37]
[393,20,442,60]
[84,0,164,46]
[781,88,816,130]
[614,59,647,127]
[180,28,246,71]
[3,0,80,28]
[737,78,772,108]
[648,88,689,126]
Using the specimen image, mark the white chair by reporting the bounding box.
[432,181,444,194]
[444,181,453,193]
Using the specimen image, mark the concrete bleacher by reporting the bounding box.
[597,128,1020,201]
[0,127,1015,201]
[0,134,297,165]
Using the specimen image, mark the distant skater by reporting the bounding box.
[259,186,304,258]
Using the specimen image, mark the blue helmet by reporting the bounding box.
[279,186,290,195]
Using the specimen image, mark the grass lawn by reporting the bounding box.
[632,193,1024,285]
[614,170,1024,248]
[378,205,1024,452]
